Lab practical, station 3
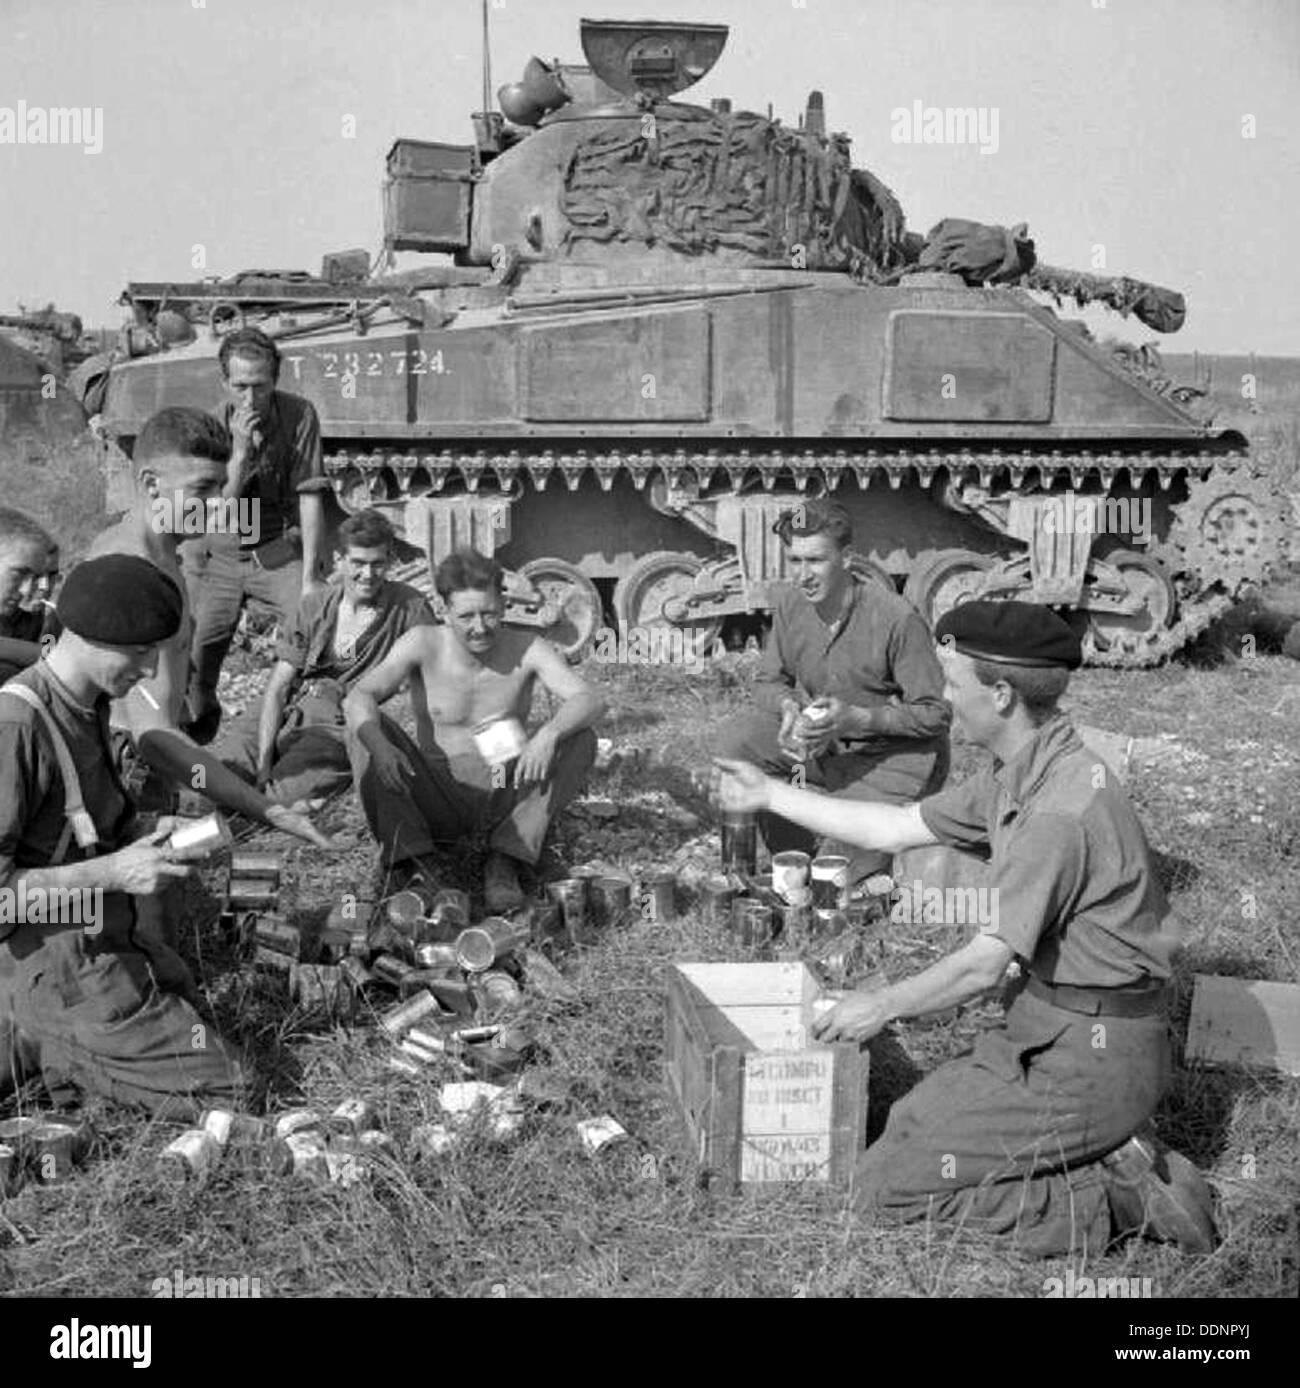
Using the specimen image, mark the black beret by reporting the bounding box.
[935,600,1082,670]
[57,555,183,646]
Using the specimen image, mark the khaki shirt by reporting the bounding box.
[919,713,1175,988]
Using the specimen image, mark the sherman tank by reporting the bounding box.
[96,18,1289,666]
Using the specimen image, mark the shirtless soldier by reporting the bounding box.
[342,548,605,910]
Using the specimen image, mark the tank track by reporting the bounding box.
[331,444,1282,668]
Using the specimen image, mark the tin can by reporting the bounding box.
[471,713,528,766]
[274,1110,322,1140]
[229,852,281,883]
[160,1128,222,1180]
[169,812,233,861]
[293,963,348,1014]
[0,1115,40,1147]
[771,850,811,902]
[371,953,418,990]
[780,903,812,940]
[413,941,460,971]
[358,1129,395,1153]
[455,917,531,973]
[326,1098,375,1136]
[252,918,301,959]
[491,1023,534,1053]
[405,1026,446,1054]
[432,887,472,919]
[279,1131,328,1178]
[386,889,429,936]
[527,900,564,939]
[423,899,469,942]
[700,873,739,927]
[228,877,281,911]
[200,1109,235,1147]
[398,1036,441,1066]
[217,908,238,939]
[28,1122,79,1183]
[369,919,413,963]
[400,968,454,1000]
[638,870,676,923]
[326,898,375,934]
[474,969,523,1012]
[425,976,474,1016]
[589,876,633,930]
[732,897,774,948]
[379,990,442,1038]
[546,878,588,934]
[811,855,851,911]
[720,810,758,876]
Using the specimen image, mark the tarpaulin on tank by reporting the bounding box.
[911,218,1037,284]
[557,107,908,275]
[1024,266,1187,334]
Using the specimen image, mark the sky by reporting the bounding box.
[1,0,1296,354]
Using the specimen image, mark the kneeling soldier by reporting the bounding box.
[0,556,244,1118]
[715,600,1216,1255]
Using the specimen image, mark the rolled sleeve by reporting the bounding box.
[855,611,951,743]
[919,770,995,852]
[274,593,318,670]
[981,813,1086,960]
[289,399,329,495]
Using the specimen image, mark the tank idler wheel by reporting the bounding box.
[1081,549,1177,657]
[903,549,995,628]
[518,558,603,663]
[613,551,723,662]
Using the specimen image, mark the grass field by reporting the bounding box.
[1,639,1297,1300]
[1,386,1297,1300]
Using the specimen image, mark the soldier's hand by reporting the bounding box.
[361,732,416,793]
[810,986,893,1044]
[712,757,773,814]
[797,697,845,758]
[229,404,262,455]
[106,826,194,894]
[776,698,802,760]
[514,728,558,787]
[264,804,336,849]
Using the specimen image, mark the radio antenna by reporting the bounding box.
[481,0,493,115]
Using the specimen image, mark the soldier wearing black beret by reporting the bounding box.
[0,555,246,1116]
[716,599,1217,1256]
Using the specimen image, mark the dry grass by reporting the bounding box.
[2,646,1297,1300]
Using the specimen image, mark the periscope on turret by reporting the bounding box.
[89,17,1289,671]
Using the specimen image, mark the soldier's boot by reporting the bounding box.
[484,852,526,914]
[1102,1125,1218,1254]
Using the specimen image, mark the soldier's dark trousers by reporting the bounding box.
[0,915,245,1121]
[715,708,949,879]
[182,533,303,739]
[349,717,597,867]
[218,700,352,806]
[854,988,1170,1255]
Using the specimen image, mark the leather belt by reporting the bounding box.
[1026,975,1168,1019]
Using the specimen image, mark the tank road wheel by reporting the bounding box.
[613,551,723,662]
[1082,549,1177,659]
[903,549,994,628]
[518,558,602,663]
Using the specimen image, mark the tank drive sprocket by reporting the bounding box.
[1157,464,1291,594]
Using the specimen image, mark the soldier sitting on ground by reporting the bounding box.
[216,507,434,805]
[0,556,245,1117]
[342,548,605,911]
[715,600,1217,1256]
[714,497,952,886]
[0,507,60,682]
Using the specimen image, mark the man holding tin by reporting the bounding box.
[714,498,951,886]
[714,600,1217,1256]
[343,548,605,912]
[0,555,245,1117]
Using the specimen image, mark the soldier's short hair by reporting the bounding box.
[435,548,505,602]
[0,506,55,554]
[772,497,853,549]
[338,508,397,554]
[218,326,281,383]
[970,659,1070,725]
[135,407,231,469]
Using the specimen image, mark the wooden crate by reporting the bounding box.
[664,962,868,1186]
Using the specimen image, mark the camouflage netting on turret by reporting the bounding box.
[558,107,908,276]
